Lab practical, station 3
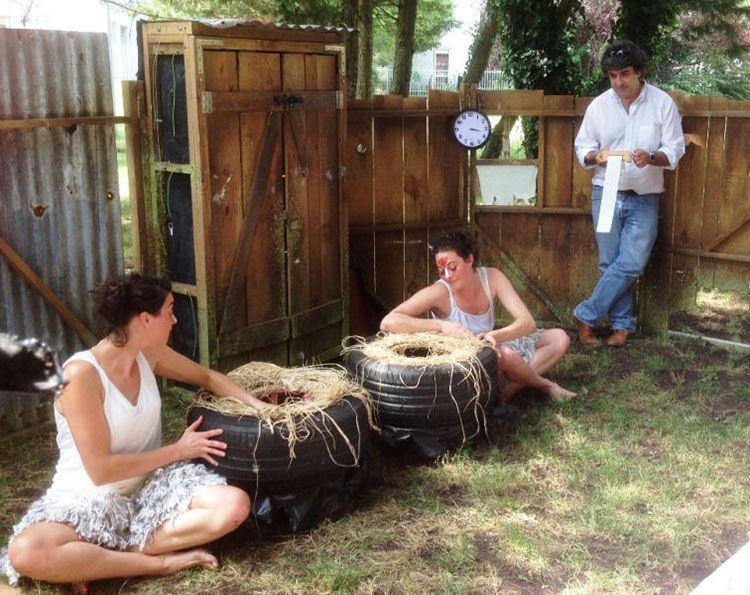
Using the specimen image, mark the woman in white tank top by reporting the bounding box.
[2,274,272,590]
[381,231,576,403]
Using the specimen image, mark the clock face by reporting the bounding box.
[452,110,491,149]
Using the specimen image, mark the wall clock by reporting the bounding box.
[451,109,491,149]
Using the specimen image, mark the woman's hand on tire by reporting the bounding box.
[438,320,475,339]
[175,415,227,465]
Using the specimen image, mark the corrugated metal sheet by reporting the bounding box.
[0,29,123,361]
[168,18,354,33]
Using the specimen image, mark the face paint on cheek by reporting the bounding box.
[437,256,448,268]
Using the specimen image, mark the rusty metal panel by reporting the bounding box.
[0,29,122,361]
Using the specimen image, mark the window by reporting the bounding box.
[434,52,449,86]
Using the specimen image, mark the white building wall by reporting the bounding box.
[0,0,140,113]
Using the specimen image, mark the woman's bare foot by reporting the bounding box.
[545,382,576,402]
[159,548,219,576]
[72,582,89,595]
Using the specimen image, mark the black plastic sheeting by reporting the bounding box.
[376,403,522,460]
[164,173,196,284]
[156,54,189,164]
[246,460,370,532]
[171,293,199,362]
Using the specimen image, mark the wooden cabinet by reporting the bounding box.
[136,21,348,369]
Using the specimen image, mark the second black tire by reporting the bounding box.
[343,344,499,454]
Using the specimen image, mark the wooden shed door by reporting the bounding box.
[202,48,343,367]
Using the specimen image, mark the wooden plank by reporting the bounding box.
[203,51,241,327]
[217,317,290,359]
[427,90,463,224]
[718,116,750,255]
[344,110,374,227]
[284,53,312,317]
[538,213,571,307]
[405,230,429,299]
[298,54,323,314]
[704,213,750,252]
[291,299,343,337]
[403,99,428,225]
[698,104,727,252]
[541,96,575,208]
[478,90,544,111]
[219,110,282,333]
[664,245,750,264]
[0,234,97,346]
[0,115,131,130]
[350,218,467,234]
[122,81,147,273]
[185,38,211,365]
[373,99,404,226]
[661,110,704,254]
[238,51,286,330]
[310,54,341,304]
[203,89,339,113]
[375,230,405,308]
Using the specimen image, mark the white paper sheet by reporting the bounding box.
[596,155,622,234]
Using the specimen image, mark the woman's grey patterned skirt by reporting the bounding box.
[1,462,225,586]
[502,330,542,364]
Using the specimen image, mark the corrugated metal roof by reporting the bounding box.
[154,18,355,34]
[0,29,123,360]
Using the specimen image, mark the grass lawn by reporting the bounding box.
[1,337,748,594]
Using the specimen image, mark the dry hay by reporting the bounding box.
[343,332,488,366]
[342,333,496,443]
[191,362,376,463]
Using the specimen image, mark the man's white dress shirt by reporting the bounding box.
[575,83,685,194]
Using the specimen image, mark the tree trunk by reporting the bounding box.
[463,0,500,85]
[355,0,373,98]
[390,0,419,96]
[343,0,359,98]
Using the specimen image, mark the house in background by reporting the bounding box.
[0,0,141,113]
[378,0,509,95]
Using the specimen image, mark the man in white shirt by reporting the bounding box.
[573,40,685,347]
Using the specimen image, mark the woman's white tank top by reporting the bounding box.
[432,267,496,335]
[49,350,162,496]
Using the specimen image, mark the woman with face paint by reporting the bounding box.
[380,231,575,403]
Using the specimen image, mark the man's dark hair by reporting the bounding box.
[430,230,478,263]
[600,40,648,74]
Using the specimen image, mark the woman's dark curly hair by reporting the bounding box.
[429,230,479,265]
[91,273,171,346]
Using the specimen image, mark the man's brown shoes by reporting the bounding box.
[606,329,630,347]
[572,315,599,347]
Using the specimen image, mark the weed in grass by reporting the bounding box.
[304,555,370,592]
[642,351,672,375]
[736,384,750,401]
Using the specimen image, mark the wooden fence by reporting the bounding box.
[345,88,750,334]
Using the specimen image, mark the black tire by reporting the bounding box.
[343,344,500,455]
[187,396,371,495]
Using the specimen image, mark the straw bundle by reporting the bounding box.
[343,332,489,366]
[342,333,497,445]
[191,362,376,461]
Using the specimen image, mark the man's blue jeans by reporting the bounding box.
[574,185,660,333]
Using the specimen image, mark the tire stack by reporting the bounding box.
[343,343,500,460]
[188,395,371,532]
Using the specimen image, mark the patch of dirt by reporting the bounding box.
[654,525,750,592]
[472,532,502,569]
[670,309,750,344]
[436,482,467,506]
